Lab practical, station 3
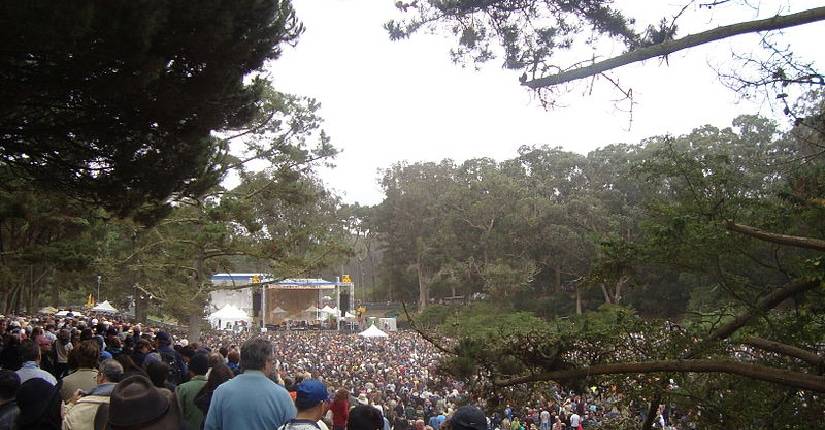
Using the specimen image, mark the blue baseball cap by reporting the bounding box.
[295,379,330,410]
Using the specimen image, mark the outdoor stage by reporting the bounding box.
[209,274,354,325]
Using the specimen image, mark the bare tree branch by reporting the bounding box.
[524,6,825,89]
[401,300,457,356]
[496,359,825,392]
[701,277,820,345]
[725,221,825,252]
[743,337,825,369]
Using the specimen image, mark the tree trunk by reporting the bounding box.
[417,261,429,313]
[600,284,613,305]
[135,290,148,324]
[189,255,206,342]
[553,265,561,293]
[575,287,582,315]
[188,312,203,344]
[51,268,60,308]
[614,275,627,305]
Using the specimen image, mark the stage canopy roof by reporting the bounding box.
[358,325,389,339]
[208,304,252,324]
[91,300,118,313]
[211,274,338,290]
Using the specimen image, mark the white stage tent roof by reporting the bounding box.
[358,325,389,339]
[208,304,252,326]
[91,300,118,313]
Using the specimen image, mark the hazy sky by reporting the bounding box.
[264,1,825,206]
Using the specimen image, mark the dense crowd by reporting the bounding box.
[0,313,685,430]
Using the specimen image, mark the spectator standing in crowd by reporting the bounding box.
[146,360,176,391]
[15,378,62,430]
[0,371,20,430]
[155,331,187,387]
[176,353,210,430]
[331,388,350,430]
[204,337,296,430]
[61,340,100,402]
[93,374,184,429]
[451,406,488,430]
[53,329,73,379]
[226,349,241,376]
[0,331,22,372]
[16,340,57,385]
[539,409,550,430]
[62,358,123,430]
[277,379,330,430]
[348,405,385,430]
[429,410,446,430]
[131,339,152,367]
[194,360,235,422]
[568,410,581,430]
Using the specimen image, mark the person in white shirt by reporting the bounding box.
[568,411,581,429]
[539,410,551,430]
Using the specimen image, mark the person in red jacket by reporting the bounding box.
[331,388,350,430]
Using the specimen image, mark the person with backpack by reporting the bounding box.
[155,331,187,388]
[176,353,210,430]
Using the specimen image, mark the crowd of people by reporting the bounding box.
[0,312,686,430]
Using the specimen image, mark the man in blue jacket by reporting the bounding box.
[205,337,296,430]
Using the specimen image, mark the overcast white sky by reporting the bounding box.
[264,0,825,206]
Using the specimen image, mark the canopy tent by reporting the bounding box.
[270,306,288,316]
[320,306,339,316]
[38,306,58,315]
[344,311,356,319]
[358,324,389,339]
[303,306,320,313]
[55,310,83,318]
[91,300,118,313]
[208,304,252,328]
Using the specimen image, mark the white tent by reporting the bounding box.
[344,311,356,319]
[91,300,118,314]
[208,304,252,328]
[320,306,339,317]
[55,310,83,318]
[270,306,287,316]
[358,324,389,339]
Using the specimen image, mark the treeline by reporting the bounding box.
[365,103,825,322]
[0,90,352,331]
[360,97,825,428]
[0,1,359,330]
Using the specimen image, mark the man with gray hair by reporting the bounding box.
[205,337,296,430]
[62,359,124,430]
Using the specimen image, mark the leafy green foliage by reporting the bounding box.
[376,104,825,427]
[0,0,303,218]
